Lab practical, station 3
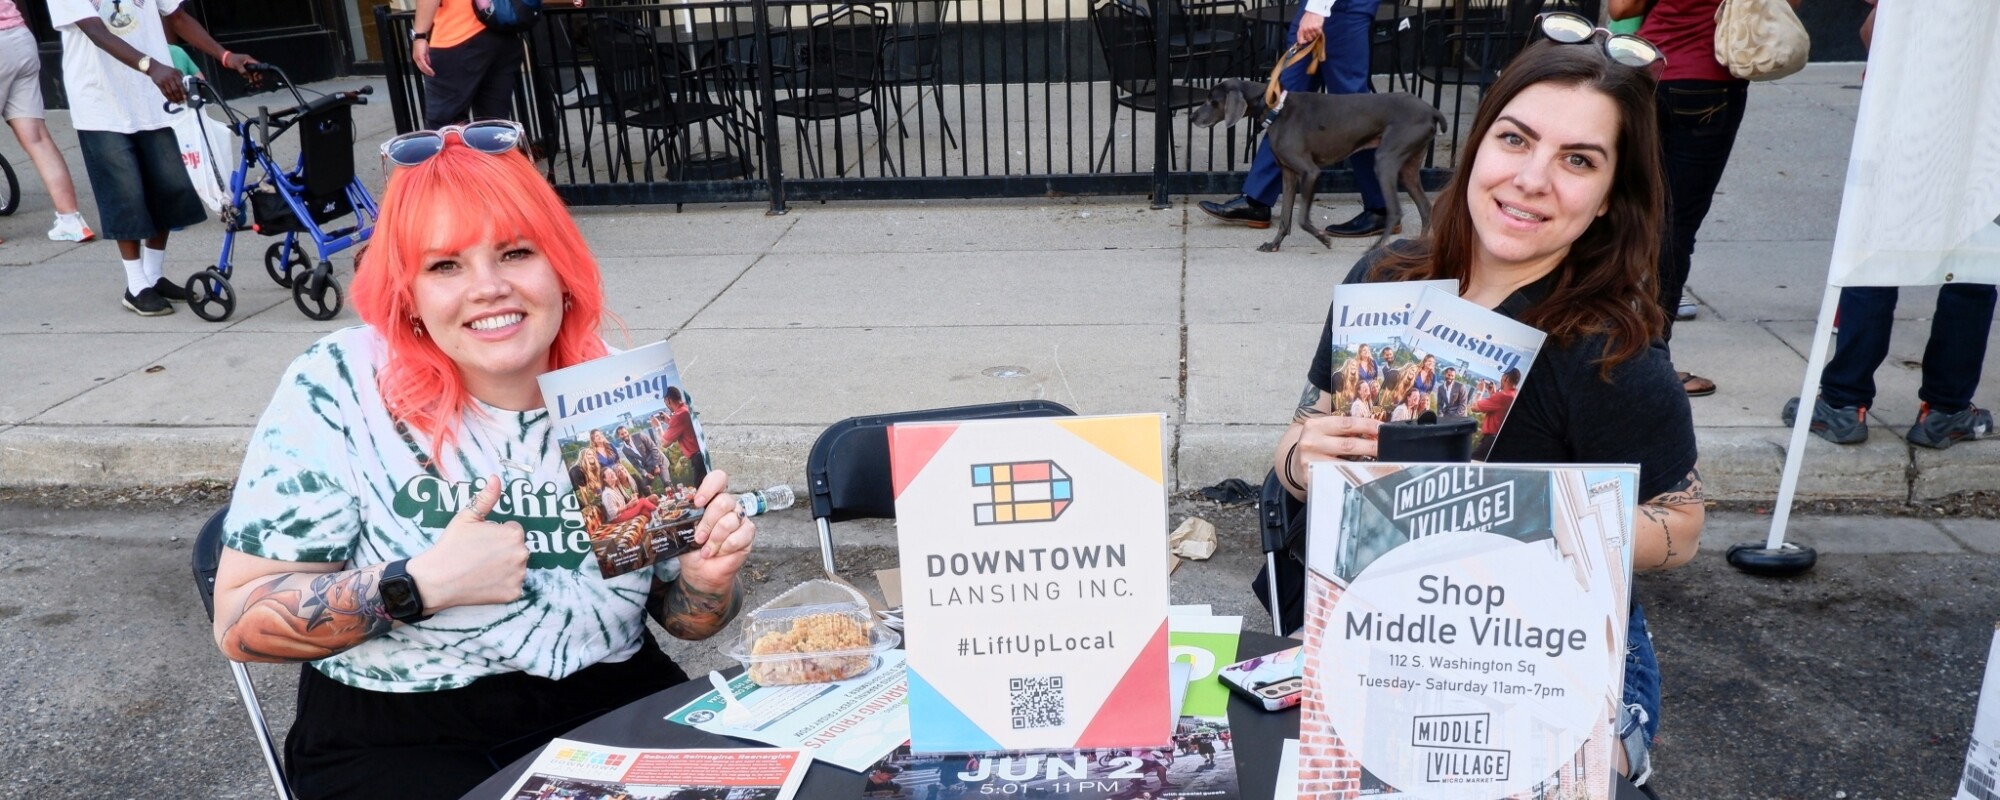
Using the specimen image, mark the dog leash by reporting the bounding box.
[1263,39,1327,111]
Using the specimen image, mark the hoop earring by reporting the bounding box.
[410,318,426,338]
[563,294,573,311]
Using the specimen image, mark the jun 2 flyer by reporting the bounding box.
[1298,462,1638,799]
[890,413,1173,753]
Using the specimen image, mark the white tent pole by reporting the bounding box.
[1765,284,1843,550]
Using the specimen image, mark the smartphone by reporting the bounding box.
[1217,645,1304,711]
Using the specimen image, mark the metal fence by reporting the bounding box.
[376,0,1595,212]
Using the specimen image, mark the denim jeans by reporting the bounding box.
[1240,1,1382,209]
[1619,602,1662,783]
[1820,284,1999,412]
[1655,79,1749,342]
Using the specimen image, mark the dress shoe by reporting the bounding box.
[1198,196,1272,228]
[1324,208,1396,238]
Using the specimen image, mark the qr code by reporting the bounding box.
[1010,675,1065,730]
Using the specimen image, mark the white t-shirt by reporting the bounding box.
[223,326,680,693]
[46,0,181,133]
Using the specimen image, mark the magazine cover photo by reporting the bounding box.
[539,340,713,578]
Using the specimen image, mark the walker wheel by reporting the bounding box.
[265,240,311,289]
[186,269,236,322]
[292,264,344,321]
[1725,540,1818,577]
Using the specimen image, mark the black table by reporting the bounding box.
[464,631,1647,799]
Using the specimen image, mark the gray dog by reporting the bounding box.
[1191,78,1447,253]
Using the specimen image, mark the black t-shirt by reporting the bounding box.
[1307,255,1697,501]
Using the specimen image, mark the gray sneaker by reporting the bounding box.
[1907,403,1993,450]
[1782,396,1868,444]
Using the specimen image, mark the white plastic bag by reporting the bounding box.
[168,107,235,213]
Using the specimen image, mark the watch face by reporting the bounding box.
[381,575,418,617]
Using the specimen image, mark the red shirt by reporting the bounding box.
[1472,388,1519,436]
[1638,0,1737,83]
[663,406,702,460]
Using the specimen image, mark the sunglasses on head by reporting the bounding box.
[1534,12,1665,70]
[379,120,527,167]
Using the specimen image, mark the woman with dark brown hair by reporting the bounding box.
[1269,37,1704,787]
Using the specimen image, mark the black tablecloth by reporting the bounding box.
[463,631,1646,799]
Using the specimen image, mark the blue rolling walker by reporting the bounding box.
[169,64,377,322]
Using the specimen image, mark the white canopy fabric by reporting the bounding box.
[1827,0,2000,287]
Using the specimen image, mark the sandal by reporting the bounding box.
[1680,371,1716,397]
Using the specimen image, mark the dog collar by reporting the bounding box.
[1263,90,1288,124]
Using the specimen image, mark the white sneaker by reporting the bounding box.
[48,216,95,242]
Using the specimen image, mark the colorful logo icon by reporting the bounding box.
[971,460,1072,524]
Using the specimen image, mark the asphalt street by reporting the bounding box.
[2,498,1995,799]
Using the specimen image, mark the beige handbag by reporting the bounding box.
[1713,0,1812,81]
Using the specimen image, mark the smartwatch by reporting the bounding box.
[379,559,433,624]
[409,30,430,43]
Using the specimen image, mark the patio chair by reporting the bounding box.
[880,0,958,149]
[1089,0,1207,172]
[1152,0,1256,80]
[771,3,899,178]
[805,400,1077,577]
[589,16,752,183]
[1411,0,1594,152]
[191,504,296,800]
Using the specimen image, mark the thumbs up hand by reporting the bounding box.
[407,476,530,612]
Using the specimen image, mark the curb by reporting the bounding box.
[5,423,1985,503]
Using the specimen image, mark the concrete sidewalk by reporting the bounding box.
[1,63,1994,505]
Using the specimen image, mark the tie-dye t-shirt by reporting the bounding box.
[223,326,678,693]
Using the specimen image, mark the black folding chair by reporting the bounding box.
[1254,469,1306,636]
[192,504,296,800]
[1089,0,1207,172]
[805,400,1077,577]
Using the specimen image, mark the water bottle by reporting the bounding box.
[735,484,795,517]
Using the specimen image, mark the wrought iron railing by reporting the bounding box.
[374,1,1582,212]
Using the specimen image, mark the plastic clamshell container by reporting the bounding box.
[723,579,901,685]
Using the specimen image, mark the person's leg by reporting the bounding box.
[1654,79,1749,341]
[130,126,206,301]
[75,130,171,314]
[1200,5,1327,225]
[1617,604,1660,785]
[422,39,490,129]
[1319,4,1386,230]
[467,30,527,123]
[1916,283,1998,412]
[1817,286,1900,410]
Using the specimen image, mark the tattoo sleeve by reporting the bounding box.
[220,566,394,663]
[1292,384,1329,424]
[1650,467,1706,507]
[648,575,745,641]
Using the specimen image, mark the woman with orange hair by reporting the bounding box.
[207,121,756,799]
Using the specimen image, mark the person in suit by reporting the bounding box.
[1197,0,1390,238]
[616,425,668,494]
[1437,366,1469,417]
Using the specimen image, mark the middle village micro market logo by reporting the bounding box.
[971,460,1073,525]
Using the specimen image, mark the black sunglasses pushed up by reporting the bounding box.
[379,120,527,167]
[1534,11,1666,70]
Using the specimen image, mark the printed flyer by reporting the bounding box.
[501,740,809,800]
[1298,462,1638,799]
[1397,287,1546,460]
[665,651,911,772]
[1958,626,2000,800]
[536,339,712,578]
[890,413,1172,753]
[1325,280,1459,421]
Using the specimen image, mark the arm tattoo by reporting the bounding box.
[1650,467,1706,507]
[1638,468,1702,568]
[649,575,745,641]
[221,566,394,663]
[1292,384,1330,424]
